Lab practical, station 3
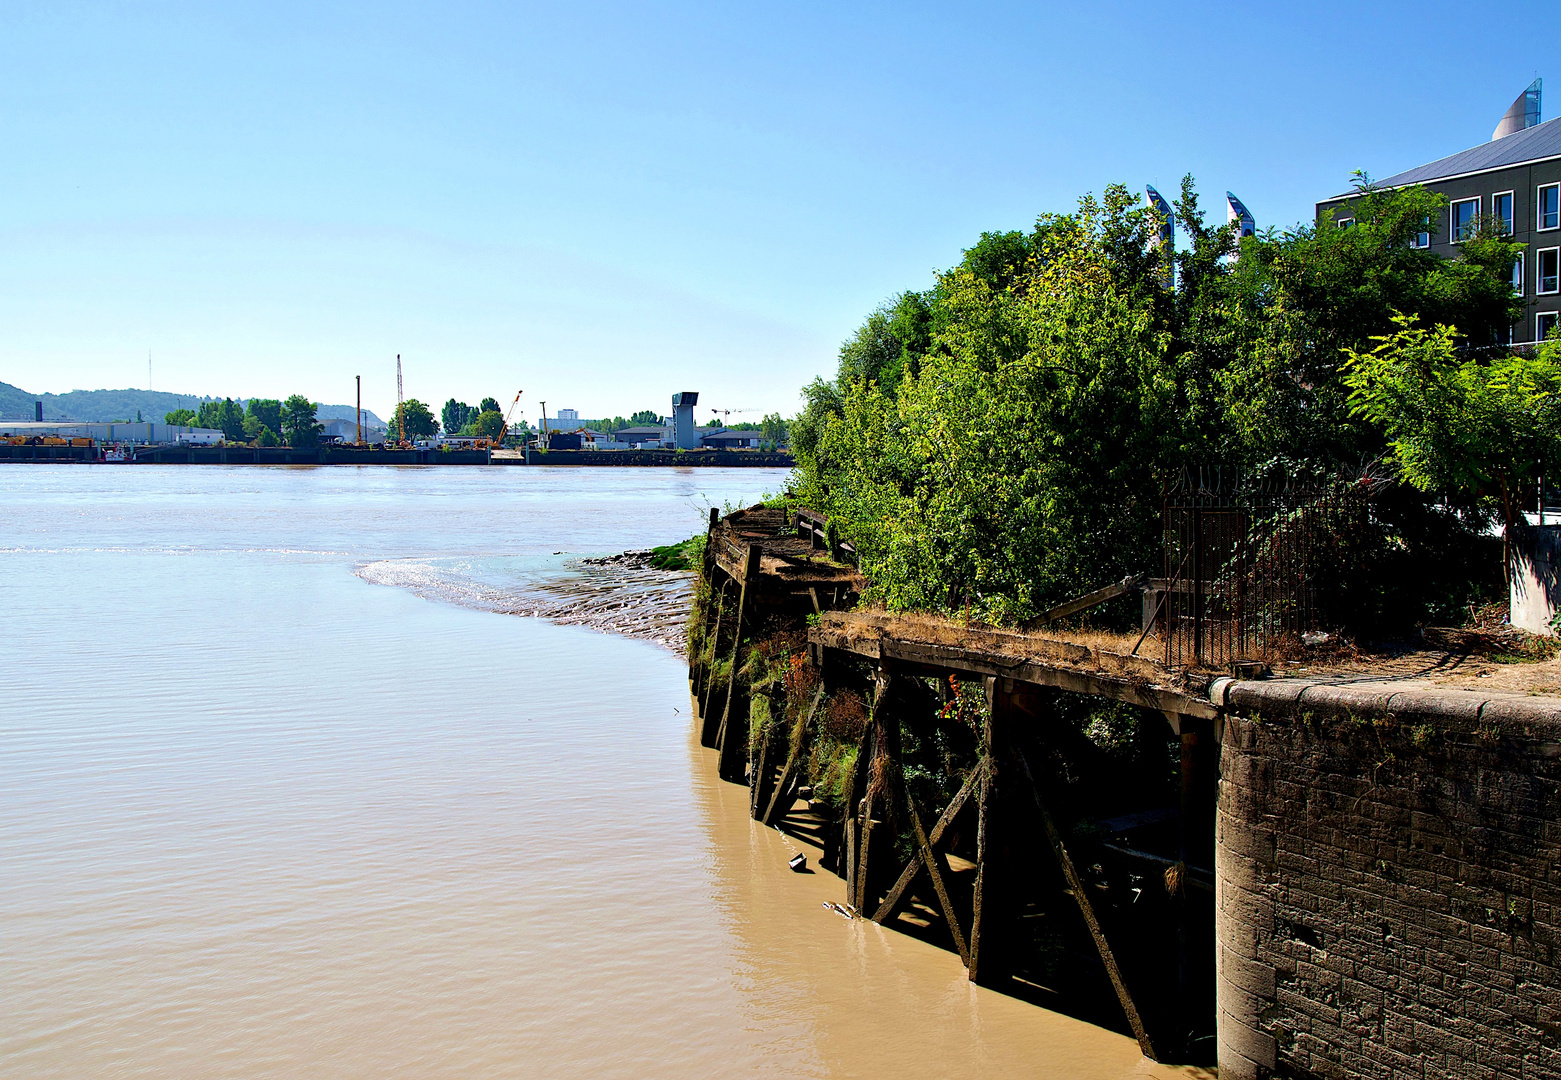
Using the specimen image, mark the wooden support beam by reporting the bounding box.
[842,716,875,900]
[808,628,1217,720]
[904,788,969,966]
[1033,575,1142,625]
[698,578,731,745]
[763,686,825,827]
[968,677,1014,987]
[750,717,774,820]
[853,670,897,914]
[1012,745,1157,1061]
[714,545,761,782]
[873,764,980,923]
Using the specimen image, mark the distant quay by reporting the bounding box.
[492,448,793,467]
[0,443,792,467]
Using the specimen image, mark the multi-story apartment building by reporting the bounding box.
[1316,79,1561,344]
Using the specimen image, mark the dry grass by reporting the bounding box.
[838,607,1147,657]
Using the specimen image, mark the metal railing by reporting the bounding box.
[1159,469,1379,667]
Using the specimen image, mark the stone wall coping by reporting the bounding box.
[1210,677,1561,730]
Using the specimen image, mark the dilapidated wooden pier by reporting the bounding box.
[688,502,1561,1077]
[689,504,1221,1059]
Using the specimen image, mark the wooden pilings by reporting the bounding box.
[760,686,823,826]
[713,543,761,783]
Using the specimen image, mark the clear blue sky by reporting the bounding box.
[0,2,1549,423]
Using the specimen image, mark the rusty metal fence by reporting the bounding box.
[1158,470,1378,668]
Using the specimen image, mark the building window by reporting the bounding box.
[1410,217,1431,248]
[1541,248,1560,294]
[1494,191,1514,234]
[1541,184,1560,231]
[1451,197,1480,242]
[1514,254,1525,295]
[1336,217,1354,230]
[1539,312,1559,341]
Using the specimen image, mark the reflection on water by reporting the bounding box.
[0,466,1189,1078]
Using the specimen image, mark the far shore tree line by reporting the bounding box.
[167,392,793,449]
[790,173,1552,632]
[165,396,328,448]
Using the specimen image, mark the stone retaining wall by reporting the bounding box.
[1214,682,1561,1079]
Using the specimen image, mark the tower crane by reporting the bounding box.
[707,407,758,426]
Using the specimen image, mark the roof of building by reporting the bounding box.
[614,425,666,438]
[1331,115,1561,197]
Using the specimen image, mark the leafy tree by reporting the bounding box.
[164,408,197,425]
[442,399,474,435]
[629,409,661,425]
[246,398,282,435]
[1345,316,1561,574]
[281,395,323,448]
[195,398,245,440]
[760,413,788,445]
[256,425,281,447]
[796,186,1176,621]
[469,409,507,440]
[397,398,438,441]
[217,399,245,441]
[1216,174,1523,467]
[479,396,502,415]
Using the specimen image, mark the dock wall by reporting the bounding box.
[0,445,793,466]
[1214,682,1561,1079]
[498,448,793,467]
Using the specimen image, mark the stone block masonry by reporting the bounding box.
[1215,681,1561,1079]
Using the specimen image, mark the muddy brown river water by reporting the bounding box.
[1,466,1196,1078]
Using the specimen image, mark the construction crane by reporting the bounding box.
[491,391,523,449]
[395,353,405,446]
[707,408,760,429]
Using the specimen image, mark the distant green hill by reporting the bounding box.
[0,381,385,426]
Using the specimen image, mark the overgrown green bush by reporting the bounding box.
[791,176,1521,629]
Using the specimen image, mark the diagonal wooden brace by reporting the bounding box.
[904,789,970,966]
[1013,746,1157,1061]
[873,764,981,925]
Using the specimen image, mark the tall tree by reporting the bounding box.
[469,409,507,441]
[246,398,282,435]
[442,399,473,434]
[1345,316,1561,575]
[478,396,502,415]
[214,399,245,441]
[398,398,438,440]
[281,395,323,448]
[629,409,660,425]
[760,412,788,446]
